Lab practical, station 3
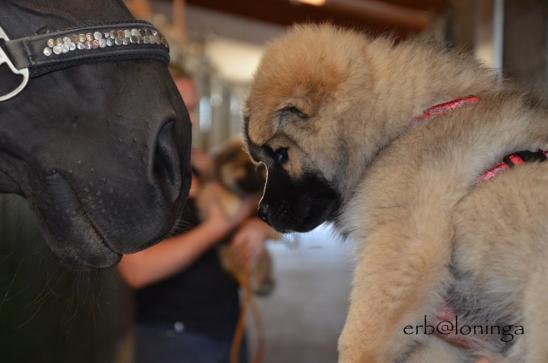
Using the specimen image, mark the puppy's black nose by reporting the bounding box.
[258,203,269,224]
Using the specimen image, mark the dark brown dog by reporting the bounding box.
[196,140,277,295]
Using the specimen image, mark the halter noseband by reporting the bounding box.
[0,21,170,102]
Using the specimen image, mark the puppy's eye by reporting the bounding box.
[278,105,308,119]
[274,148,289,165]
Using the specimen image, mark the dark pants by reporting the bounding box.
[134,322,248,363]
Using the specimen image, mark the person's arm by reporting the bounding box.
[230,217,273,269]
[118,198,256,289]
[118,219,227,289]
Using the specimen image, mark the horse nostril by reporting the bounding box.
[258,203,270,224]
[153,120,182,203]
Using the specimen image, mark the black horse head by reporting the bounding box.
[0,0,192,269]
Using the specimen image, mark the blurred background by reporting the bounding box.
[1,0,548,362]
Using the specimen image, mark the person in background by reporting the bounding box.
[170,64,199,126]
[117,66,273,363]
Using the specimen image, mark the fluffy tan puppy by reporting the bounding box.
[243,24,548,363]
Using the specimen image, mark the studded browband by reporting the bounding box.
[0,20,170,102]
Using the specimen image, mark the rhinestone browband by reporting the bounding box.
[0,21,171,102]
[42,27,168,57]
[2,21,170,77]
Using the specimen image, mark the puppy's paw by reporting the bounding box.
[338,332,382,363]
[338,351,380,363]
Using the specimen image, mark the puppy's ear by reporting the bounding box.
[277,89,325,130]
[246,58,342,145]
[277,92,316,121]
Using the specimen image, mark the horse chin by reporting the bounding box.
[33,171,122,270]
[46,228,122,271]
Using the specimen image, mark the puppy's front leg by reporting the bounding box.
[338,221,452,363]
[338,159,466,363]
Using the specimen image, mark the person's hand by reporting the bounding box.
[204,184,258,235]
[191,148,212,176]
[230,218,271,270]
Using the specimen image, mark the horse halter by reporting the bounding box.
[0,21,170,102]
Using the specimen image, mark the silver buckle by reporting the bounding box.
[0,26,29,102]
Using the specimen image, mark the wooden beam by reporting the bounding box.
[381,0,445,11]
[328,0,431,31]
[178,0,430,36]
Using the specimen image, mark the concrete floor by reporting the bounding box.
[248,225,355,363]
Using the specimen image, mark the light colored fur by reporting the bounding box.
[245,24,548,362]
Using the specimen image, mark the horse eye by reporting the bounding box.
[274,148,289,165]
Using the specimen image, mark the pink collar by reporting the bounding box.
[410,96,481,128]
[411,96,547,182]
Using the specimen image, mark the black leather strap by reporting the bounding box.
[1,21,170,78]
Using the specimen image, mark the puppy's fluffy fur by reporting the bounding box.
[244,24,548,362]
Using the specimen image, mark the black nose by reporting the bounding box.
[153,121,182,203]
[258,202,269,224]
